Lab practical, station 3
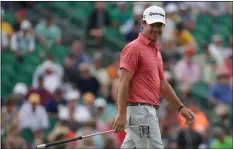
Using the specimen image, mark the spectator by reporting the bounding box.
[11,20,35,62]
[94,97,116,133]
[82,92,96,115]
[176,124,203,149]
[194,44,217,84]
[208,69,233,105]
[209,34,227,66]
[160,104,180,148]
[162,3,178,43]
[1,9,13,50]
[125,20,140,42]
[106,52,120,81]
[28,74,52,105]
[58,90,92,130]
[13,9,27,32]
[3,124,27,149]
[178,2,196,30]
[1,9,13,36]
[19,93,49,140]
[32,54,64,94]
[176,23,197,49]
[204,2,228,17]
[75,63,100,96]
[13,82,28,106]
[35,14,61,49]
[2,31,9,51]
[71,40,91,70]
[120,5,144,35]
[178,100,209,134]
[89,52,110,87]
[210,127,233,149]
[110,2,132,26]
[213,104,231,134]
[1,97,20,136]
[174,47,200,97]
[89,52,110,98]
[44,87,66,117]
[88,2,110,39]
[76,127,96,148]
[47,123,69,149]
[63,53,79,85]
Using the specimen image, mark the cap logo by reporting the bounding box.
[149,12,164,17]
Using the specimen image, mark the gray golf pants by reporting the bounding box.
[121,105,164,149]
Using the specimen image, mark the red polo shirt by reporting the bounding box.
[120,33,165,106]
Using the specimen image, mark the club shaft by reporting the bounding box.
[36,125,141,148]
[82,129,115,138]
[36,130,115,148]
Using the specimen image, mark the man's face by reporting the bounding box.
[72,41,83,56]
[54,92,63,100]
[68,100,77,109]
[218,76,230,85]
[141,21,165,41]
[65,57,75,68]
[46,20,52,26]
[96,2,105,11]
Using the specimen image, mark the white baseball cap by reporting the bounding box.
[65,90,80,101]
[20,20,31,30]
[165,3,178,13]
[13,82,28,96]
[94,98,107,108]
[143,5,166,25]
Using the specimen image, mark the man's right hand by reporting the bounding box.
[113,113,126,133]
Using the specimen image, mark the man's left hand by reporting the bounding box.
[180,107,195,125]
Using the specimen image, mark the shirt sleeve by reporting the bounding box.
[120,44,140,75]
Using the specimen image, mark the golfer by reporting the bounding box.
[113,5,195,149]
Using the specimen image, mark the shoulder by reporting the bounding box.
[211,84,220,90]
[35,22,44,28]
[38,105,46,111]
[121,39,142,53]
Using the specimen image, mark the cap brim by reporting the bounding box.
[146,19,166,25]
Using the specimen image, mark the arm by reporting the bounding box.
[160,79,184,110]
[113,69,133,132]
[116,69,133,114]
[160,79,195,125]
[113,44,139,132]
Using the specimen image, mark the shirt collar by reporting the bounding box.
[138,33,161,49]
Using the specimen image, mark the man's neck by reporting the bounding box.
[141,32,157,43]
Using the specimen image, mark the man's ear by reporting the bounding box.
[141,20,146,29]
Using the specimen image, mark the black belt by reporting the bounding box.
[127,102,159,109]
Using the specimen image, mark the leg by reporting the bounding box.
[121,137,136,149]
[127,106,164,149]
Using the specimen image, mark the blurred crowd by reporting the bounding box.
[1,1,233,149]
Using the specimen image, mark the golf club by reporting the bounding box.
[36,124,141,149]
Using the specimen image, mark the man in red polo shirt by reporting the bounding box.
[113,5,195,148]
